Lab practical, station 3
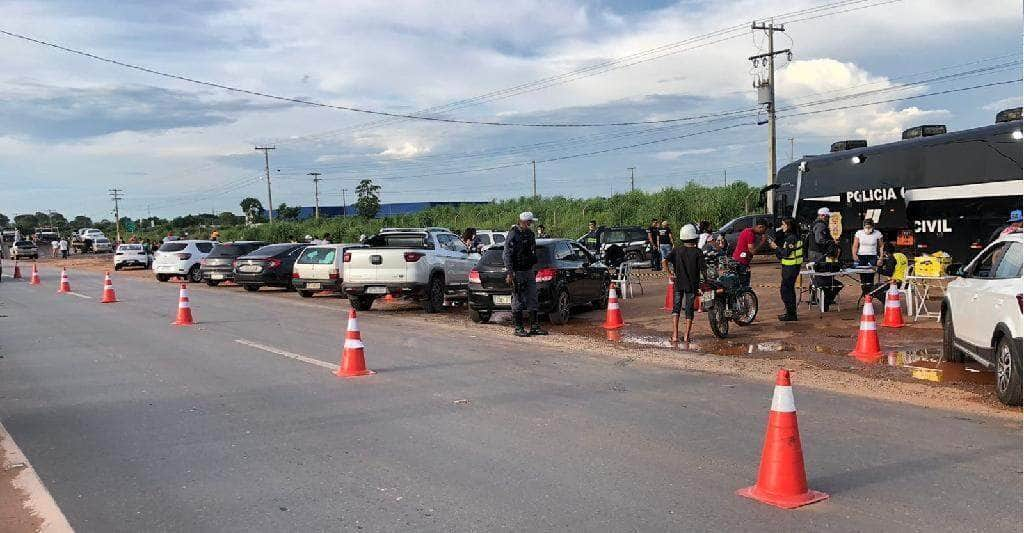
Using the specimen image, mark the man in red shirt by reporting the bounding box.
[731,219,768,287]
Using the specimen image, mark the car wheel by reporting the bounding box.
[188,265,203,283]
[206,280,220,287]
[592,283,609,310]
[243,285,260,292]
[469,308,491,324]
[548,287,571,325]
[114,264,122,271]
[350,295,374,311]
[941,310,964,363]
[156,274,169,282]
[423,275,445,313]
[995,336,1022,406]
[298,290,313,298]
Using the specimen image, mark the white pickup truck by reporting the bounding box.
[342,228,478,312]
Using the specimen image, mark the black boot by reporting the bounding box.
[778,312,798,322]
[529,311,548,335]
[513,311,530,337]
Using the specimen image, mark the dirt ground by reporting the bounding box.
[21,253,1021,421]
[0,431,43,533]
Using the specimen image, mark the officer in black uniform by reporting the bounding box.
[581,220,601,254]
[807,207,839,311]
[503,211,547,337]
[769,217,803,321]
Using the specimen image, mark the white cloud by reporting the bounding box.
[379,141,431,158]
[653,148,716,160]
[983,96,1022,111]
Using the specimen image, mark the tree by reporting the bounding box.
[0,213,8,227]
[71,215,94,229]
[13,214,37,233]
[276,203,301,221]
[240,197,264,224]
[218,211,242,227]
[355,179,381,219]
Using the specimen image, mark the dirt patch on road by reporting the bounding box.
[0,432,44,533]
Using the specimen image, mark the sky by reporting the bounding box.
[0,0,1020,221]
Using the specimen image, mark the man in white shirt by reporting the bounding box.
[51,239,59,258]
[58,238,69,259]
[852,218,884,295]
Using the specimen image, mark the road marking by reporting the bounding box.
[0,422,75,533]
[234,339,339,372]
[65,292,92,299]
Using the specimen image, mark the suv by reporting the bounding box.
[200,241,267,286]
[153,240,215,282]
[475,230,506,250]
[113,244,151,270]
[579,226,651,264]
[10,240,38,260]
[942,231,1022,405]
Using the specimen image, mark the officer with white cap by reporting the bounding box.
[503,211,546,337]
[807,207,839,310]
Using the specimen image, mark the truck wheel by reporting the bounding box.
[469,308,491,324]
[423,275,445,313]
[995,336,1022,406]
[188,265,203,283]
[548,288,571,325]
[156,274,169,282]
[350,295,374,311]
[941,311,964,363]
[298,290,313,298]
[114,264,122,271]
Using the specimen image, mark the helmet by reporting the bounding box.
[304,235,313,241]
[817,207,830,216]
[679,224,698,241]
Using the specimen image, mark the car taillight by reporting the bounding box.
[343,252,351,263]
[266,258,282,269]
[176,253,191,260]
[404,252,425,262]
[292,271,300,278]
[329,269,339,280]
[469,269,481,284]
[535,268,557,282]
[1017,294,1022,313]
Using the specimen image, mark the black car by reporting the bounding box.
[201,241,267,286]
[233,243,308,292]
[579,226,651,264]
[468,238,610,324]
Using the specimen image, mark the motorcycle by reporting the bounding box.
[699,251,758,338]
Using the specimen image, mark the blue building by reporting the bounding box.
[263,201,486,221]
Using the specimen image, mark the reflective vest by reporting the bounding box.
[780,239,804,266]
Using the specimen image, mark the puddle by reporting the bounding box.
[852,349,996,385]
[603,327,792,356]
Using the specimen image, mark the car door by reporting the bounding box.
[955,241,1011,348]
[571,242,604,298]
[985,241,1023,343]
[442,234,473,287]
[552,241,585,302]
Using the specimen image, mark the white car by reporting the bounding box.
[942,231,1023,405]
[92,237,113,253]
[153,240,215,282]
[342,228,477,312]
[475,230,506,250]
[113,244,152,270]
[291,243,367,298]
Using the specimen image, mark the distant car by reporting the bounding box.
[475,230,506,250]
[579,226,651,265]
[113,244,151,270]
[942,231,1022,405]
[92,237,113,253]
[292,243,367,298]
[10,240,38,260]
[468,238,610,324]
[153,240,215,282]
[713,214,775,256]
[200,241,268,286]
[234,243,309,292]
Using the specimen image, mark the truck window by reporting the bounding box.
[992,242,1022,279]
[492,234,505,244]
[367,233,435,249]
[298,247,337,264]
[196,242,214,253]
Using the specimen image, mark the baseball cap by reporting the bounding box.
[1009,209,1022,223]
[817,207,831,216]
[519,211,537,222]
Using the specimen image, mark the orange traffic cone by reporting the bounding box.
[850,295,882,357]
[56,268,71,293]
[29,263,40,285]
[661,278,674,312]
[337,308,374,377]
[12,261,21,279]
[737,369,829,509]
[100,271,119,303]
[880,283,905,328]
[171,284,195,326]
[602,285,625,330]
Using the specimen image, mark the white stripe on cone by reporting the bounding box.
[179,301,190,309]
[344,339,365,349]
[347,318,360,332]
[770,385,796,413]
[885,299,900,308]
[861,302,874,316]
[860,321,877,330]
[608,302,620,310]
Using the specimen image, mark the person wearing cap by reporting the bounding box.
[731,218,767,288]
[807,207,839,310]
[503,211,546,337]
[988,209,1023,243]
[581,220,600,253]
[663,224,706,343]
[852,218,884,296]
[769,217,803,321]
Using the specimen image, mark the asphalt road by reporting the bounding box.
[0,267,1020,532]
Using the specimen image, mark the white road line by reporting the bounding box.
[0,422,75,533]
[234,339,339,372]
[65,292,92,299]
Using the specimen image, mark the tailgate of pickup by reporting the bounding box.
[344,249,414,284]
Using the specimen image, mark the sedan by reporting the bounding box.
[468,238,610,324]
[234,243,309,292]
[201,241,267,286]
[10,240,39,260]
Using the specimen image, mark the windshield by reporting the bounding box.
[246,244,302,258]
[297,247,337,264]
[366,233,434,249]
[208,242,262,258]
[158,242,188,252]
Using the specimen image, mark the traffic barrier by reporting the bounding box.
[737,369,829,509]
[850,295,882,358]
[100,271,119,303]
[56,268,71,293]
[661,278,674,312]
[171,283,195,326]
[337,308,374,377]
[880,283,905,328]
[29,263,40,285]
[602,285,625,330]
[12,261,21,279]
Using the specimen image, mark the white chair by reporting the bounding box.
[612,261,644,298]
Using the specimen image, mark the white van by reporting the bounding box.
[292,243,367,298]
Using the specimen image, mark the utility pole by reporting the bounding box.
[788,137,795,162]
[341,188,348,216]
[723,169,728,186]
[254,146,275,222]
[750,21,789,215]
[308,172,322,219]
[108,188,124,243]
[531,160,537,199]
[627,167,636,192]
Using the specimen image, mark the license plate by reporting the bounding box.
[366,286,387,294]
[493,295,512,305]
[702,290,715,301]
[307,282,321,290]
[211,274,224,280]
[239,265,261,273]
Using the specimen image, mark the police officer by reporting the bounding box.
[807,207,839,311]
[769,217,803,321]
[582,220,600,253]
[504,211,547,337]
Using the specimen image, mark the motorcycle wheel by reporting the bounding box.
[732,289,758,326]
[708,300,730,338]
